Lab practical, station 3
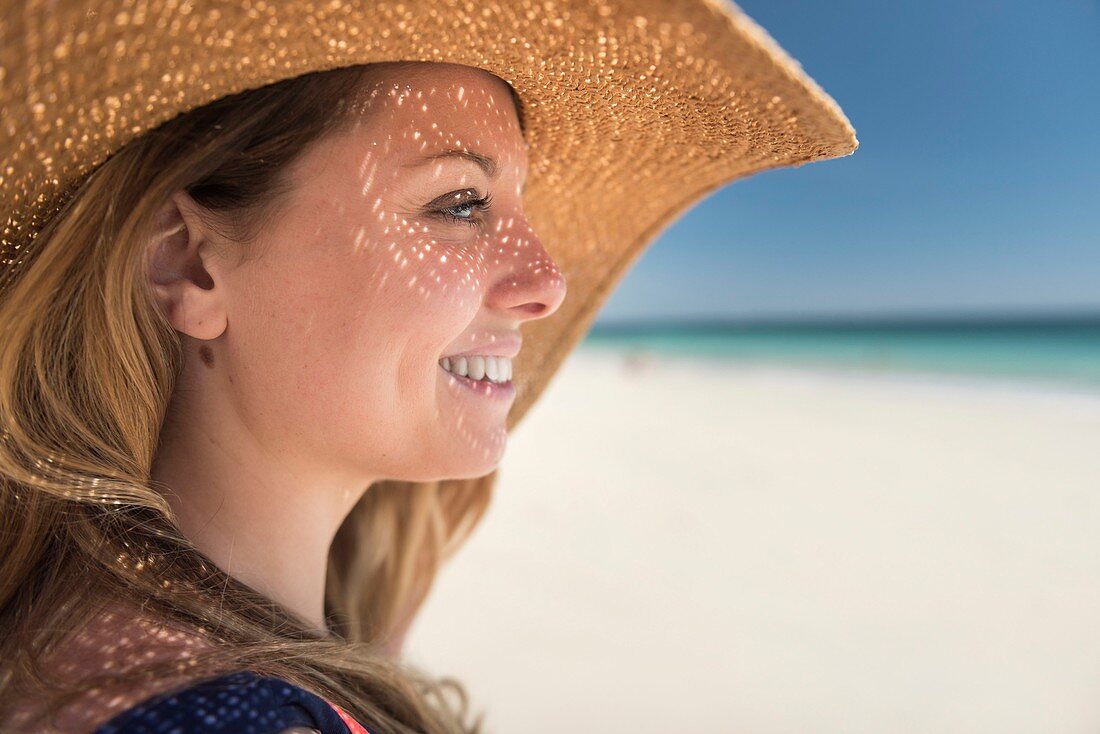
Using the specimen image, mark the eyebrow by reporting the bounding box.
[406,149,500,179]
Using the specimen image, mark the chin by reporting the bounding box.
[400,463,501,483]
[441,449,506,481]
[438,431,508,480]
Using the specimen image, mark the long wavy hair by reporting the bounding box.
[0,63,523,733]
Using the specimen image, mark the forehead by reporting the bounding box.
[344,62,526,162]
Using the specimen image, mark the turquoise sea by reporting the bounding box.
[579,317,1100,391]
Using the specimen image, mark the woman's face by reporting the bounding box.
[194,62,565,483]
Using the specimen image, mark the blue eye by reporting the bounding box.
[434,190,494,228]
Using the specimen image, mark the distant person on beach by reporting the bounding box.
[623,350,658,375]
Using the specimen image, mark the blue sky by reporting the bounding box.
[596,0,1100,323]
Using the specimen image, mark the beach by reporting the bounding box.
[405,347,1100,734]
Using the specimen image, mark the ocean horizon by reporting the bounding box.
[579,314,1100,391]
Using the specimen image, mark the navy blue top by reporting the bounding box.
[92,670,367,733]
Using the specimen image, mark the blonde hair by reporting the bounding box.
[0,64,507,733]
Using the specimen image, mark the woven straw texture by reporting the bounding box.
[0,0,856,432]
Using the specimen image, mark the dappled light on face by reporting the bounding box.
[226,62,566,481]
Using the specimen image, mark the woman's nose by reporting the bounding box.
[485,227,567,321]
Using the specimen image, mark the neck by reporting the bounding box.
[151,371,374,633]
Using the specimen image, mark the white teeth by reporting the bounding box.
[439,354,513,384]
[467,355,485,380]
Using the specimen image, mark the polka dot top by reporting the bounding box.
[92,670,372,734]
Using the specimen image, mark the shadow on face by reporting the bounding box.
[204,61,567,484]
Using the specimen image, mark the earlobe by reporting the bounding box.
[145,191,228,341]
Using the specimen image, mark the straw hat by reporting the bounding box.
[0,0,856,432]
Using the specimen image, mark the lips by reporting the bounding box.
[441,333,522,361]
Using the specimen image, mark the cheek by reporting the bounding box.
[381,237,490,378]
[395,237,489,312]
[225,218,494,430]
[227,264,376,422]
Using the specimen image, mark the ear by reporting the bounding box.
[146,190,229,341]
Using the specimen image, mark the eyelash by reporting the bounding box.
[435,191,494,229]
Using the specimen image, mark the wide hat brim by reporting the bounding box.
[0,0,856,435]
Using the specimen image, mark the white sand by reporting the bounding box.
[404,349,1100,734]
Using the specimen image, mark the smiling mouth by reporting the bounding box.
[438,354,512,385]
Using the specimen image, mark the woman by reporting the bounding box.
[0,1,857,732]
